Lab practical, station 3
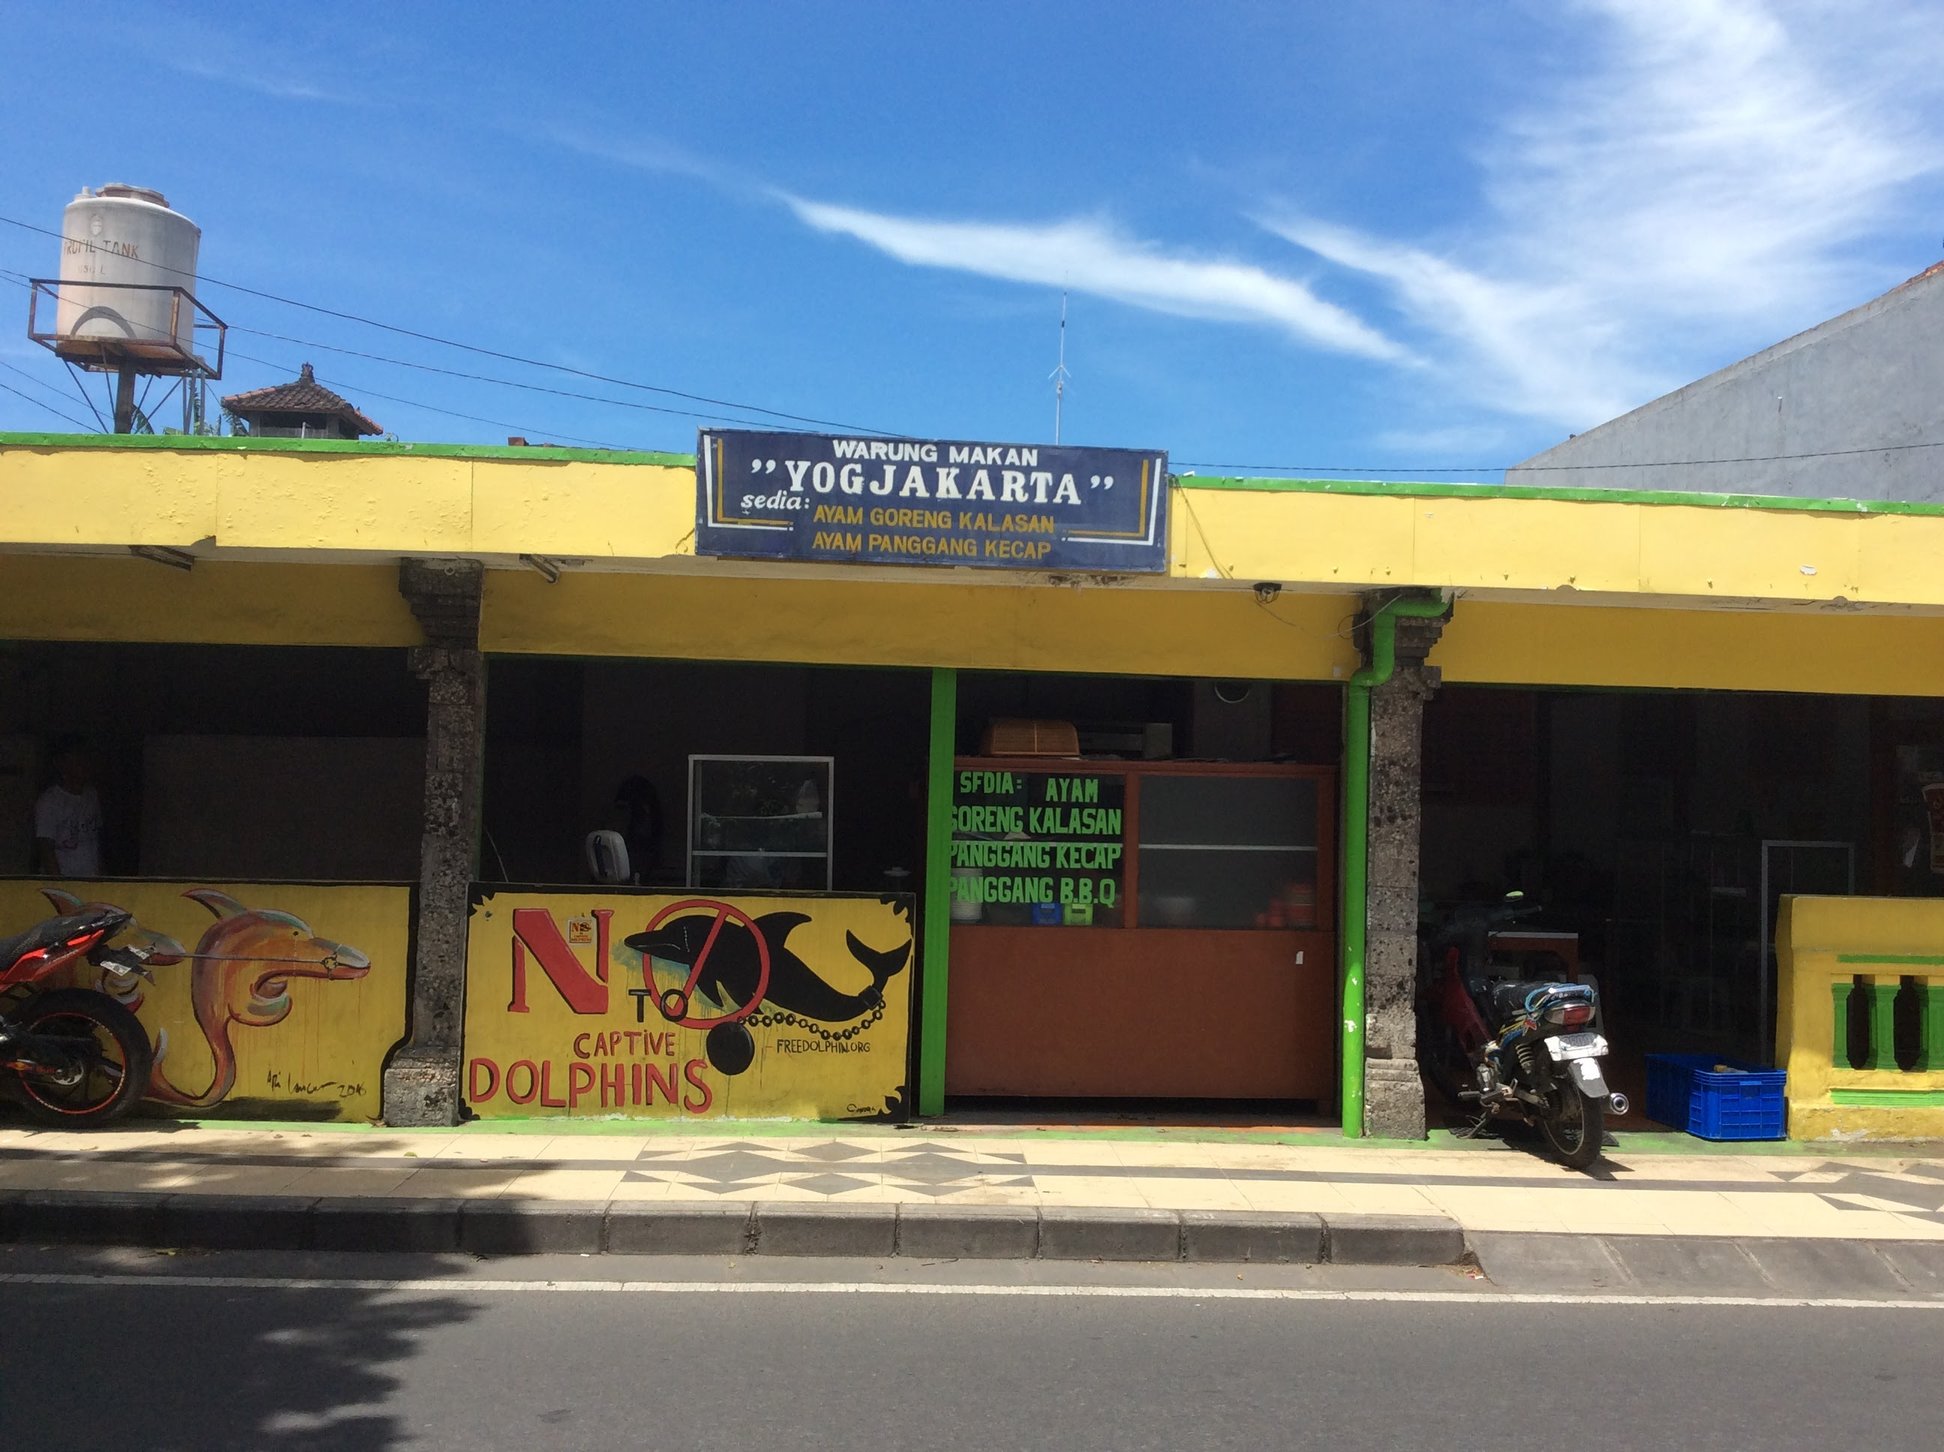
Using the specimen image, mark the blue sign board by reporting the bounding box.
[696,430,1170,574]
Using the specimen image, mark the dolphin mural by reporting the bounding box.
[625,911,910,1025]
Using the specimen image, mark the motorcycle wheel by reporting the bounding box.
[1538,1076,1605,1170]
[8,990,153,1127]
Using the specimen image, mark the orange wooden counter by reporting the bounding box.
[943,756,1336,1102]
[944,925,1335,1099]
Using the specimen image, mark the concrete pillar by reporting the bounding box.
[382,560,486,1127]
[1362,606,1443,1140]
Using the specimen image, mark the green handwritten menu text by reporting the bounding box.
[950,770,1125,926]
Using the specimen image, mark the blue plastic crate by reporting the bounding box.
[1644,1053,1787,1141]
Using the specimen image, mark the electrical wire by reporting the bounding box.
[219,342,636,450]
[61,358,110,431]
[1,262,802,439]
[0,377,91,429]
[0,212,901,437]
[8,221,1942,474]
[1,269,641,447]
[0,356,84,407]
[225,323,832,432]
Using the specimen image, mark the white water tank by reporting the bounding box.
[54,185,202,362]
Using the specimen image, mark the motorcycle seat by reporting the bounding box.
[1477,978,1584,1028]
[0,912,97,971]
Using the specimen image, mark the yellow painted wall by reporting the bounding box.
[481,569,1361,680]
[9,441,1944,610]
[1776,894,1944,1140]
[4,544,1941,700]
[462,888,914,1121]
[1439,601,1944,697]
[0,443,693,562]
[5,444,1944,698]
[0,879,410,1121]
[1171,486,1944,609]
[0,555,422,647]
[484,572,1944,698]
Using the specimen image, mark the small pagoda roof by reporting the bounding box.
[221,363,381,436]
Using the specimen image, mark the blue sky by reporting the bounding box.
[1,0,1940,476]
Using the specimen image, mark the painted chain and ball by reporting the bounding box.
[461,890,915,1120]
[0,880,407,1120]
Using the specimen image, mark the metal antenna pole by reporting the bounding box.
[1050,291,1071,444]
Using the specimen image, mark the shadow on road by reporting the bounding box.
[0,1244,481,1452]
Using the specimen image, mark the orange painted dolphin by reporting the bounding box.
[146,889,370,1109]
[39,887,187,1009]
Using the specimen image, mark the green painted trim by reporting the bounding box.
[1922,984,1944,1074]
[0,431,693,467]
[917,665,957,1116]
[1174,471,1944,518]
[1340,682,1371,1136]
[153,1117,1929,1152]
[1832,980,1855,1067]
[1830,1088,1944,1107]
[1837,953,1944,966]
[1867,981,1901,1071]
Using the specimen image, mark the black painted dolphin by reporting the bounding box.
[626,911,910,1024]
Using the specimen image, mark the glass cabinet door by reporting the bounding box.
[1136,774,1320,929]
[688,755,833,890]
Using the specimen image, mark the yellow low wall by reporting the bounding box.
[0,879,410,1121]
[1776,894,1944,1140]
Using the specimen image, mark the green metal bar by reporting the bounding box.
[1340,594,1448,1137]
[917,666,958,1117]
[0,431,692,465]
[1340,684,1373,1138]
[1170,470,1944,519]
[1830,1088,1944,1107]
[1867,978,1901,1071]
[1921,981,1944,1074]
[1832,980,1855,1069]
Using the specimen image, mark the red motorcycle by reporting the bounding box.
[1418,895,1625,1170]
[0,906,156,1125]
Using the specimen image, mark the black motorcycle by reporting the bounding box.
[1419,895,1625,1170]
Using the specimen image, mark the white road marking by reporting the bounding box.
[2,1270,1941,1310]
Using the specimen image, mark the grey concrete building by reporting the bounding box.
[1509,261,1944,503]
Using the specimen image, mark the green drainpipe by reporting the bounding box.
[917,666,957,1116]
[1340,594,1449,1137]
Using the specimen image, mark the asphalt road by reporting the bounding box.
[1,1247,1938,1451]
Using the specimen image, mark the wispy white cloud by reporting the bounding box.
[531,0,1941,443]
[1369,421,1523,460]
[1266,0,1944,430]
[538,127,751,191]
[780,196,1413,365]
[161,49,367,107]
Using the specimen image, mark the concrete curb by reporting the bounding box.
[0,1189,1468,1266]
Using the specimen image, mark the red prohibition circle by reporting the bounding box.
[639,898,771,1030]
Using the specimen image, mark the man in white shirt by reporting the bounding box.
[34,736,102,878]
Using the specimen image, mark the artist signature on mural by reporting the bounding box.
[265,1070,366,1099]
